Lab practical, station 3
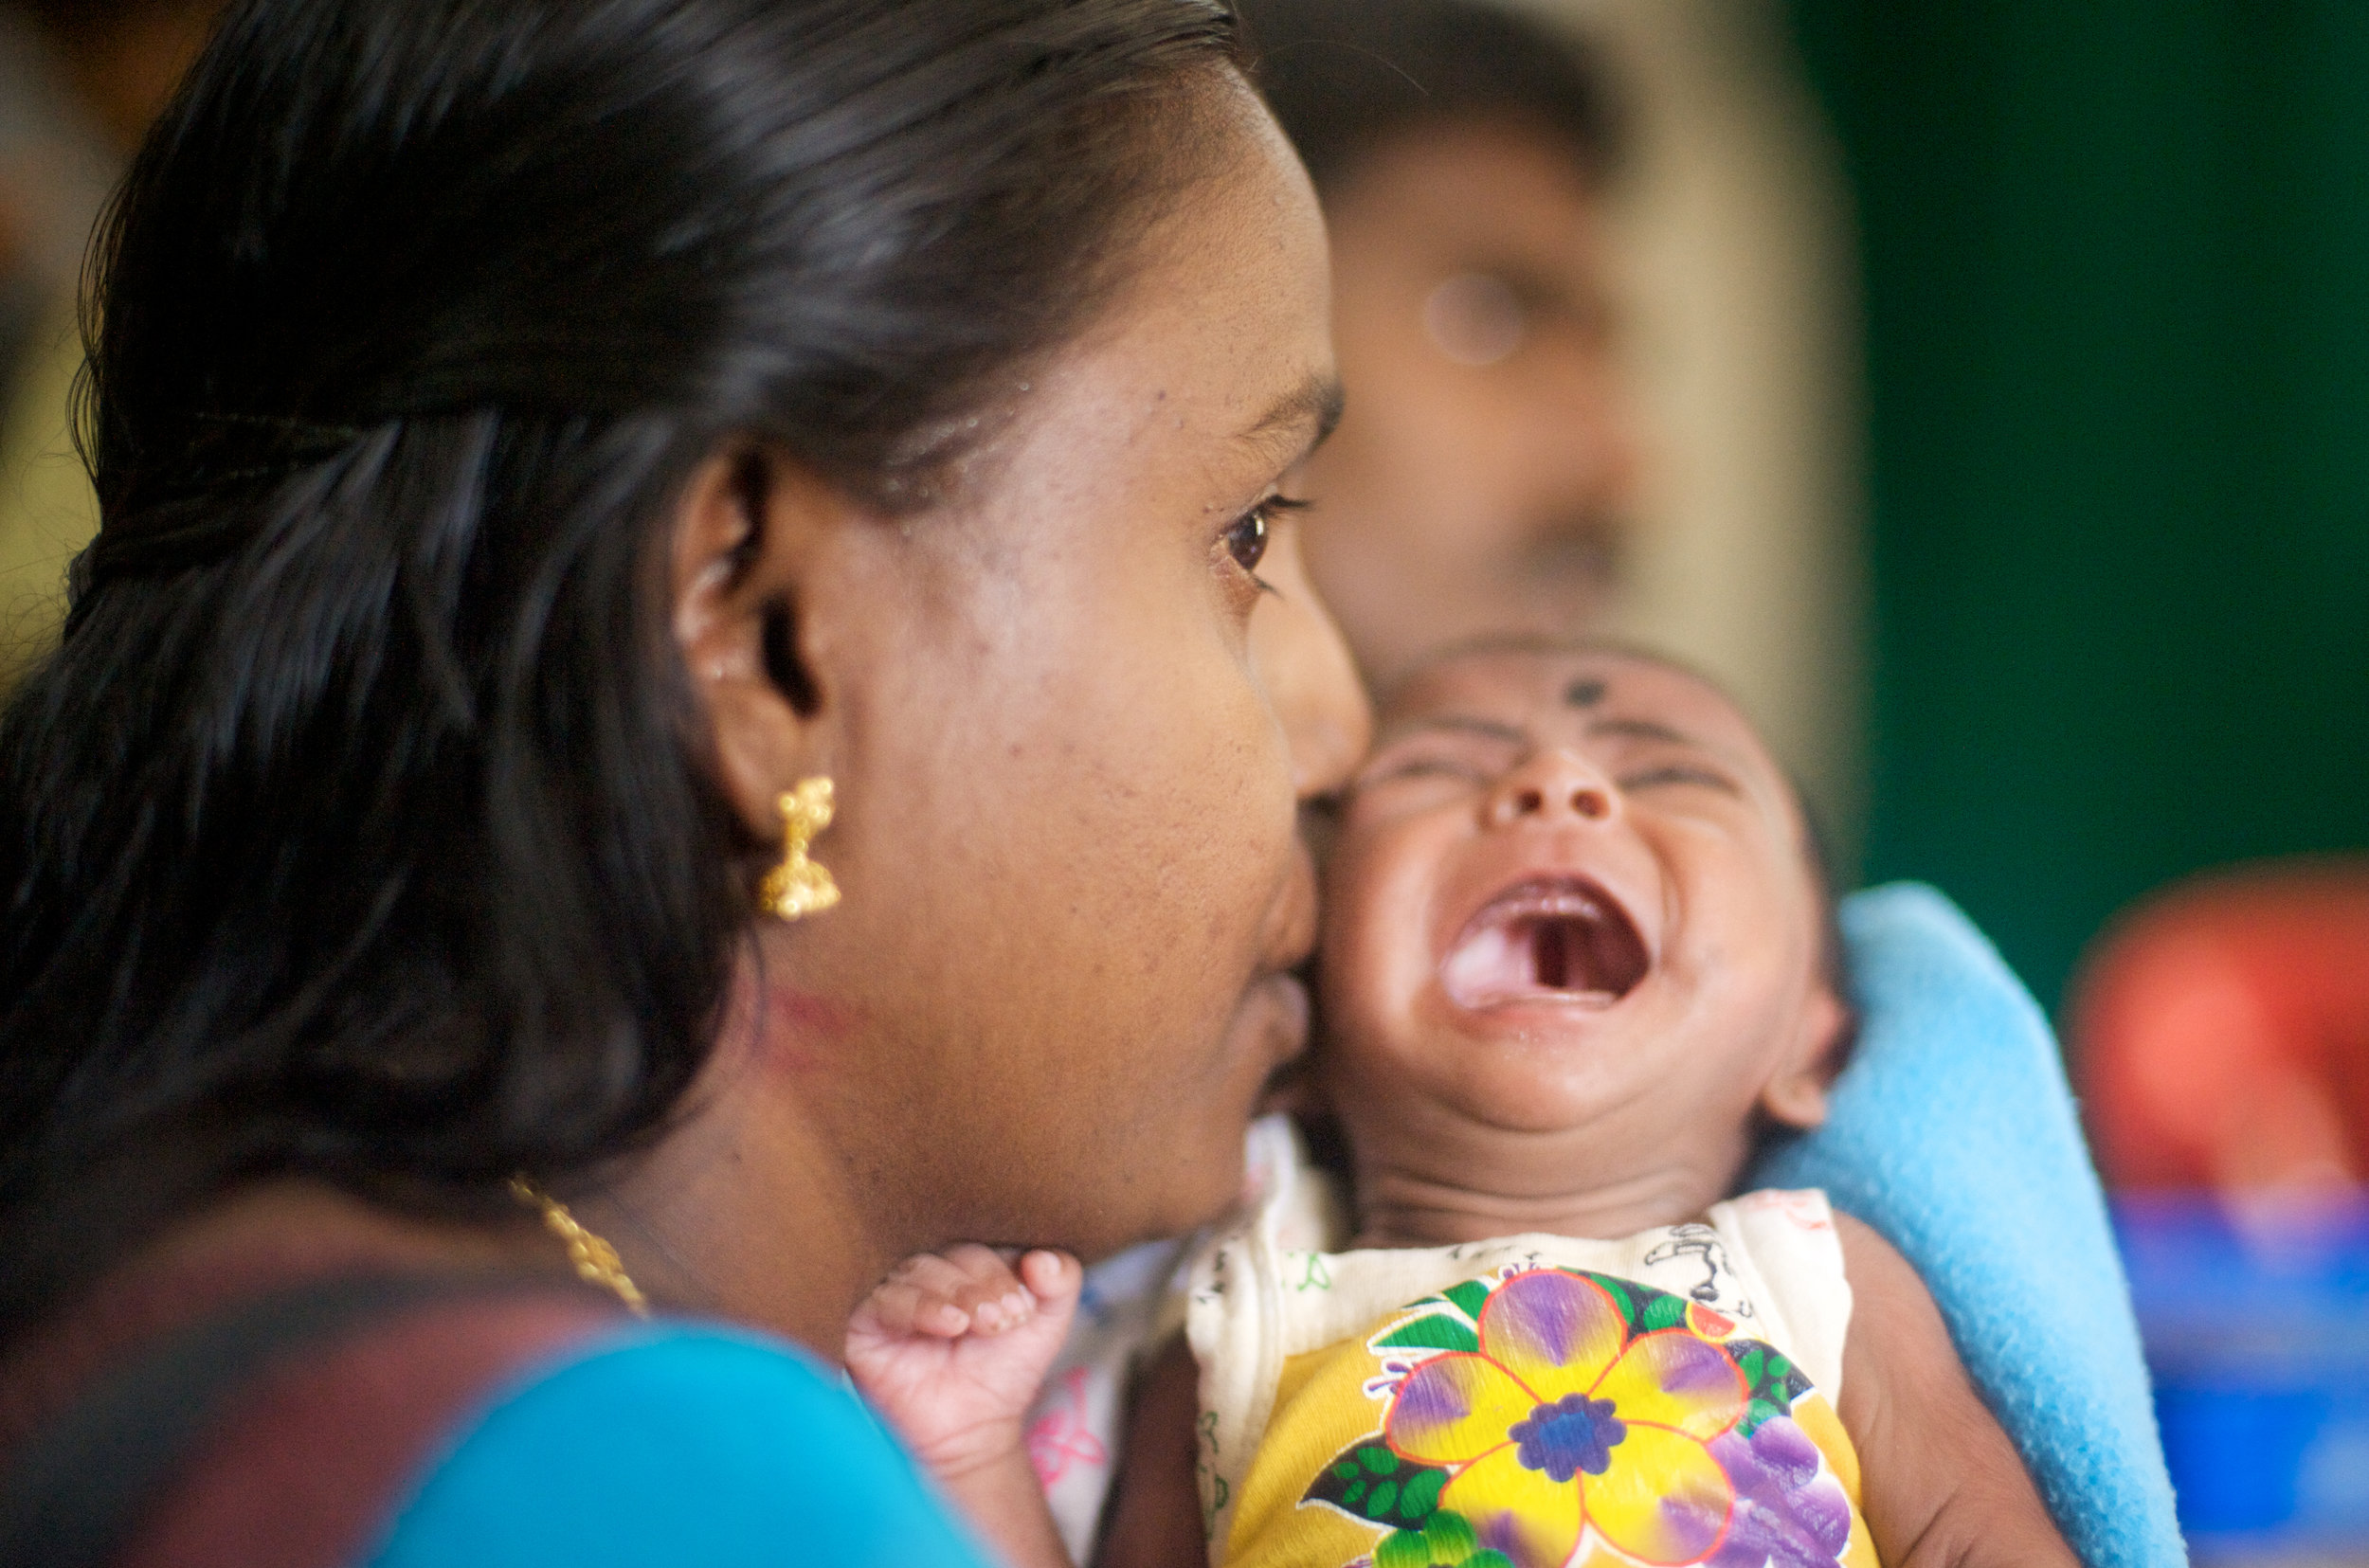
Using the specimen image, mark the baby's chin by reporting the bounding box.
[1344,991,1759,1142]
[1329,1039,1646,1143]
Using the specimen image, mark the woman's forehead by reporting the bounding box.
[961,81,1334,513]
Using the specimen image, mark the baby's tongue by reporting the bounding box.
[1441,921,1534,1009]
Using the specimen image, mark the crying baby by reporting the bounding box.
[847,643,2077,1568]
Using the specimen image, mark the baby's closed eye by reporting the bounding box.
[1367,755,1490,785]
[1615,764,1738,795]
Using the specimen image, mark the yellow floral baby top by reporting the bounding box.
[1184,1124,1878,1568]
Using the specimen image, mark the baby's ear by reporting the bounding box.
[1759,985,1851,1131]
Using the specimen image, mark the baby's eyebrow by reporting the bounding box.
[1586,716,1697,746]
[1378,714,1529,747]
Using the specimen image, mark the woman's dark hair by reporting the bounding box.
[0,0,1242,1340]
[1239,0,1622,196]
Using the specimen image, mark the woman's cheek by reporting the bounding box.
[1115,669,1292,1016]
[1208,676,1307,929]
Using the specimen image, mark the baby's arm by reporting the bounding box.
[1834,1216,2082,1567]
[845,1245,1083,1568]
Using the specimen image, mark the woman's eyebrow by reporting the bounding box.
[1240,370,1346,460]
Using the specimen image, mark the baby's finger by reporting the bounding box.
[859,1277,970,1339]
[1019,1249,1082,1309]
[938,1241,1025,1289]
[934,1242,1038,1333]
[889,1249,1006,1304]
[877,1247,1030,1333]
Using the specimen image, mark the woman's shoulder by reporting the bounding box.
[373,1322,992,1567]
[3,1234,995,1568]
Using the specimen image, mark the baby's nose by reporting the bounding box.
[1487,750,1618,827]
[1510,782,1612,820]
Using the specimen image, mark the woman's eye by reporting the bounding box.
[1221,506,1271,576]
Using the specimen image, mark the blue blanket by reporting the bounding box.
[1755,883,2182,1568]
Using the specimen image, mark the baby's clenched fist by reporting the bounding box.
[846,1244,1081,1479]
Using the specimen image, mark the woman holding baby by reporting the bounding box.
[0,1,2078,1565]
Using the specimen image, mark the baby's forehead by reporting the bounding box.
[1381,646,1748,738]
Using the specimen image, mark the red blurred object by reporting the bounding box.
[2070,858,2369,1198]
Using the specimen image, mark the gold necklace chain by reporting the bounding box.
[507,1177,651,1318]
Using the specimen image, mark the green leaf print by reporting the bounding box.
[1301,1434,1451,1530]
[1369,1510,1510,1568]
[1371,1313,1482,1354]
[1725,1338,1814,1435]
[1637,1290,1691,1333]
[1441,1279,1491,1321]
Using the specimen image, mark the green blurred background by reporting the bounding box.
[1785,1,2369,1013]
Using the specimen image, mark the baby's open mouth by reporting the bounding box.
[1439,876,1651,1010]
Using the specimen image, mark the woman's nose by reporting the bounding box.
[1250,516,1372,799]
[1485,749,1618,829]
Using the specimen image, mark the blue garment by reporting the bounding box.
[1754,883,2184,1568]
[372,1326,992,1568]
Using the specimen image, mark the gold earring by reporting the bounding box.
[760,777,841,921]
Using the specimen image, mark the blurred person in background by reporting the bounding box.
[11,0,216,156]
[0,0,219,687]
[1243,0,1637,687]
[0,8,110,374]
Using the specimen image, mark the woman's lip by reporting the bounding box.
[1260,970,1312,1064]
[1228,968,1311,1072]
[1259,842,1323,973]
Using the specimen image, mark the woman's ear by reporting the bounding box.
[671,444,851,837]
[1759,984,1850,1132]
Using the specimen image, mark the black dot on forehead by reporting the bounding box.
[1564,677,1607,708]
